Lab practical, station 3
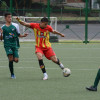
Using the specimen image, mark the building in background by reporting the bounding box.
[32,0,99,9]
[51,0,85,8]
[67,0,83,3]
[32,0,47,5]
[91,0,99,9]
[66,0,85,8]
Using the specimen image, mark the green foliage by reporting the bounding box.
[81,0,85,2]
[53,0,65,3]
[96,0,100,5]
[0,1,7,9]
[25,13,33,17]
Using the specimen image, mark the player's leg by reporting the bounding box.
[8,54,15,78]
[13,48,19,63]
[36,52,48,80]
[86,68,100,91]
[35,47,48,80]
[37,52,46,74]
[13,58,19,63]
[50,55,64,69]
[44,47,64,69]
[93,68,100,88]
[10,48,19,78]
[9,47,19,78]
[5,47,15,78]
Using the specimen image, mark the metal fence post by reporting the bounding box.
[10,0,13,14]
[84,0,89,44]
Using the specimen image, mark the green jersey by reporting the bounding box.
[1,23,20,48]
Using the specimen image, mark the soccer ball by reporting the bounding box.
[63,68,71,77]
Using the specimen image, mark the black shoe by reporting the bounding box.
[86,86,97,91]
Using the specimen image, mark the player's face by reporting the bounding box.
[5,15,12,23]
[40,22,48,29]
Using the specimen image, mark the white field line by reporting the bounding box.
[1,44,100,49]
[1,56,100,60]
[0,66,98,70]
[0,60,100,63]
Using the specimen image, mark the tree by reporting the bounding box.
[82,0,85,2]
[0,1,7,9]
[13,0,32,9]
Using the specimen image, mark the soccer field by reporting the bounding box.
[0,42,100,100]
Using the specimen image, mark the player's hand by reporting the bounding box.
[16,17,20,20]
[61,34,65,37]
[24,33,28,37]
[0,27,3,33]
[16,17,21,23]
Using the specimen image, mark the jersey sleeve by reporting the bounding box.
[30,23,36,29]
[48,25,53,32]
[12,23,20,35]
[16,24,20,35]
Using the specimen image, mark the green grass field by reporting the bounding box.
[0,42,100,100]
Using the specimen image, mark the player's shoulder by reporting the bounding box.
[12,22,19,29]
[1,24,6,29]
[30,23,39,28]
[47,25,52,29]
[12,22,19,26]
[30,23,38,25]
[47,25,52,27]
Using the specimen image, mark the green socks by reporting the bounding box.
[93,69,100,88]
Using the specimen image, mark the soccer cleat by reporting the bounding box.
[86,86,97,91]
[11,75,16,79]
[43,73,48,80]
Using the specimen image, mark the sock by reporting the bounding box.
[56,58,64,69]
[44,73,48,77]
[59,63,64,69]
[56,58,60,65]
[9,61,14,75]
[38,59,46,73]
[93,68,100,88]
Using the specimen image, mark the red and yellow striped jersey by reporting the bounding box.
[30,23,53,48]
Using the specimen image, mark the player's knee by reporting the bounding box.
[51,56,57,63]
[14,59,19,63]
[36,53,43,60]
[9,59,13,62]
[8,55,13,61]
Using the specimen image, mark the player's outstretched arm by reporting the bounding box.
[52,30,65,37]
[16,17,30,28]
[0,27,3,41]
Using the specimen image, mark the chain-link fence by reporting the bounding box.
[0,0,100,43]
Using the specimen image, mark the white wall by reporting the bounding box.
[66,3,85,8]
[92,0,99,9]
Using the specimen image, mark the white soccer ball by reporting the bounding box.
[63,68,71,77]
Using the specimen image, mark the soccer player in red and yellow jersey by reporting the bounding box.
[16,17,65,80]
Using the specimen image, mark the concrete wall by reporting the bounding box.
[67,0,83,3]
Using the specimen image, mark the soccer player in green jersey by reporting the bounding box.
[86,68,100,91]
[0,12,28,79]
